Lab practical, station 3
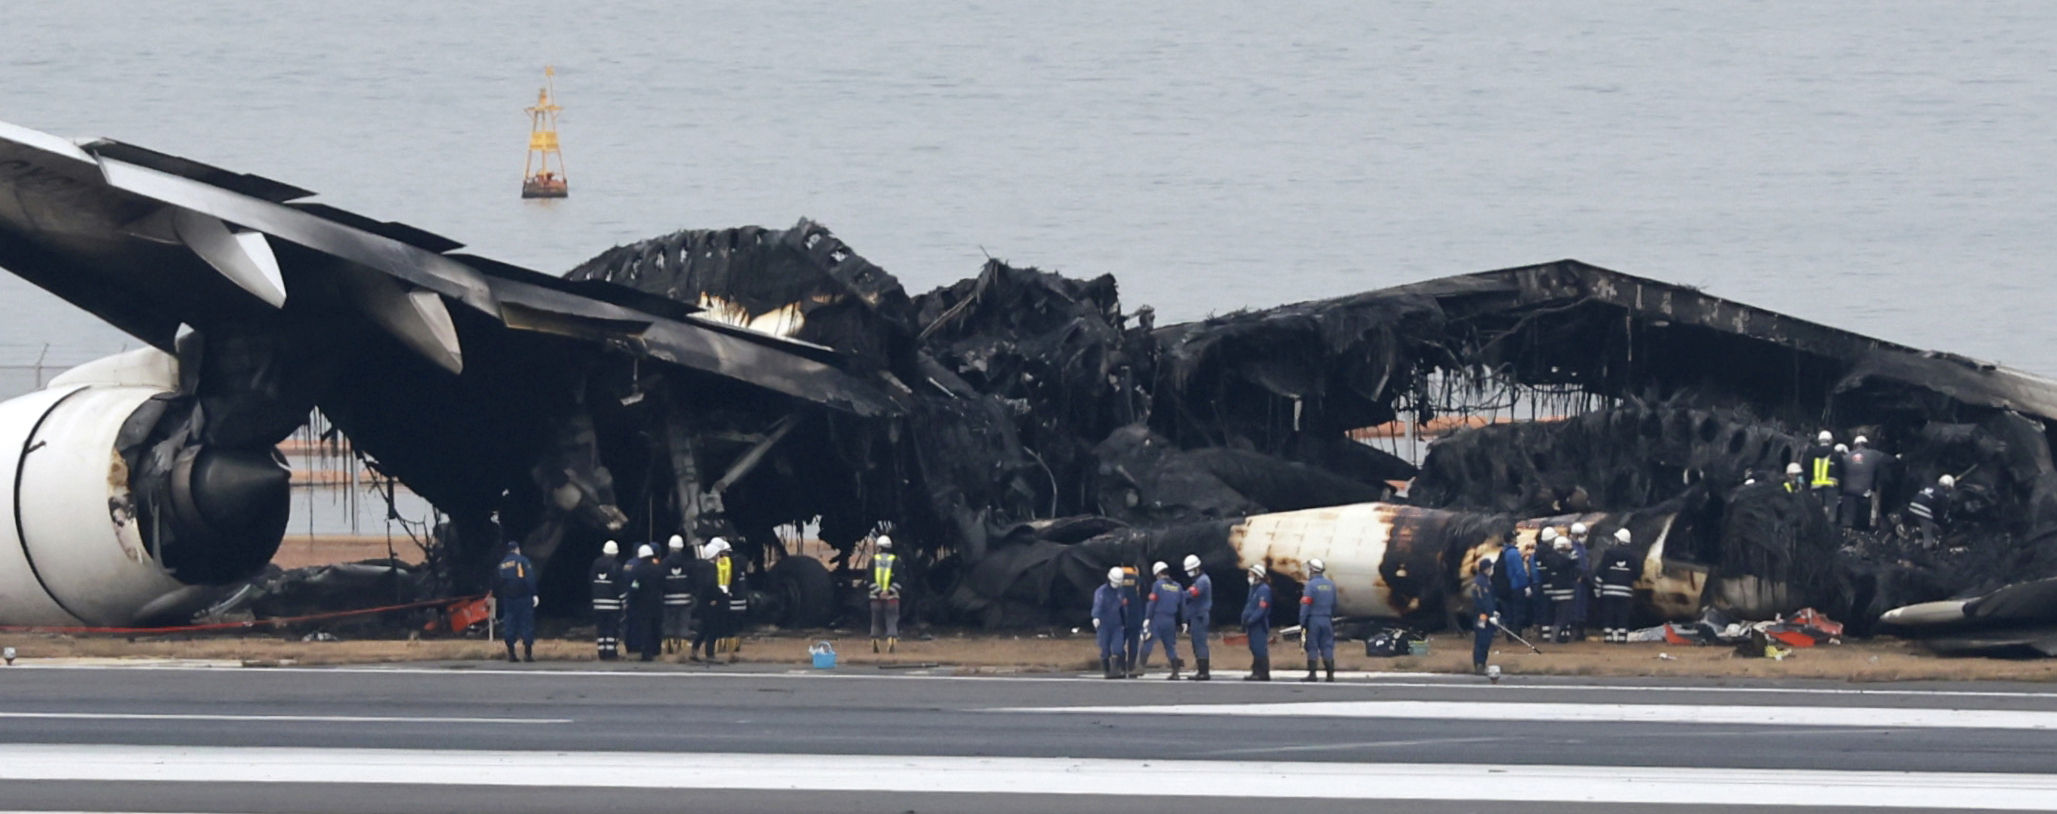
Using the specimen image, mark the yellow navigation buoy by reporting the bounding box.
[522,66,568,199]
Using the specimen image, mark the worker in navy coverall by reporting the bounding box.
[1141,561,1184,678]
[495,540,539,663]
[1091,566,1128,679]
[1181,554,1214,681]
[1470,558,1497,675]
[1119,563,1144,677]
[1300,557,1337,682]
[1241,563,1272,681]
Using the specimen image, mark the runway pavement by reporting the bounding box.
[2,660,2055,812]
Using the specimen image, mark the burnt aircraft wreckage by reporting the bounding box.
[3,118,2057,654]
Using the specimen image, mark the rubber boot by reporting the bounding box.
[1302,659,1318,682]
[1193,658,1211,681]
[523,643,534,663]
[1167,658,1183,680]
[871,638,880,653]
[1243,658,1262,681]
[1473,662,1485,676]
[1124,656,1138,679]
[506,643,519,663]
[1323,658,1336,683]
[1102,657,1118,679]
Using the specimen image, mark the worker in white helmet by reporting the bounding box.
[1141,561,1185,678]
[1542,535,1579,643]
[691,538,736,662]
[624,544,664,661]
[588,540,625,660]
[869,534,901,654]
[1181,554,1214,681]
[1091,566,1129,679]
[1529,528,1558,637]
[1908,475,1957,550]
[1240,563,1272,681]
[1567,522,1594,641]
[1783,461,1805,493]
[1596,528,1642,643]
[1804,431,1843,523]
[1840,435,1884,530]
[1299,558,1337,682]
[660,535,695,655]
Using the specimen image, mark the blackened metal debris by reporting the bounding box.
[10,116,2057,643]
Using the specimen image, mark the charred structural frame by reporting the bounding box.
[569,230,2057,638]
[6,122,2057,639]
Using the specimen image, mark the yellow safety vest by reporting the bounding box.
[1811,457,1837,487]
[716,556,732,589]
[873,553,897,597]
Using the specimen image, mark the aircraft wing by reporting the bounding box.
[0,119,903,418]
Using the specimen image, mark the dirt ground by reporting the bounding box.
[7,629,2057,682]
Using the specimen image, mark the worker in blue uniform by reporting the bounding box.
[1494,533,1530,639]
[1091,566,1128,679]
[1119,561,1144,677]
[1181,554,1214,681]
[1240,563,1272,681]
[1470,557,1497,675]
[495,539,539,663]
[1141,561,1184,678]
[1300,557,1337,682]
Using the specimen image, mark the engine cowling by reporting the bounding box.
[0,350,289,627]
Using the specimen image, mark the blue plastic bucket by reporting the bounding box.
[809,641,837,669]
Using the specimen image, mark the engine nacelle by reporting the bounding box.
[0,349,289,627]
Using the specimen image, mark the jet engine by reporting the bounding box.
[0,349,289,627]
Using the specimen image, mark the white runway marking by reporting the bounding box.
[0,745,2053,810]
[0,712,567,725]
[993,699,2057,730]
[1200,735,1509,756]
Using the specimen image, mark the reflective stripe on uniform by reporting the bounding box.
[717,558,732,589]
[1812,457,1836,487]
[873,554,896,597]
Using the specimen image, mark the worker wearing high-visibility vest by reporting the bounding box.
[870,535,902,653]
[691,538,737,663]
[1803,430,1843,523]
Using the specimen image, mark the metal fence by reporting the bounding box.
[0,364,56,399]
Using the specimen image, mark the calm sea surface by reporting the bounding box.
[4,0,2054,379]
